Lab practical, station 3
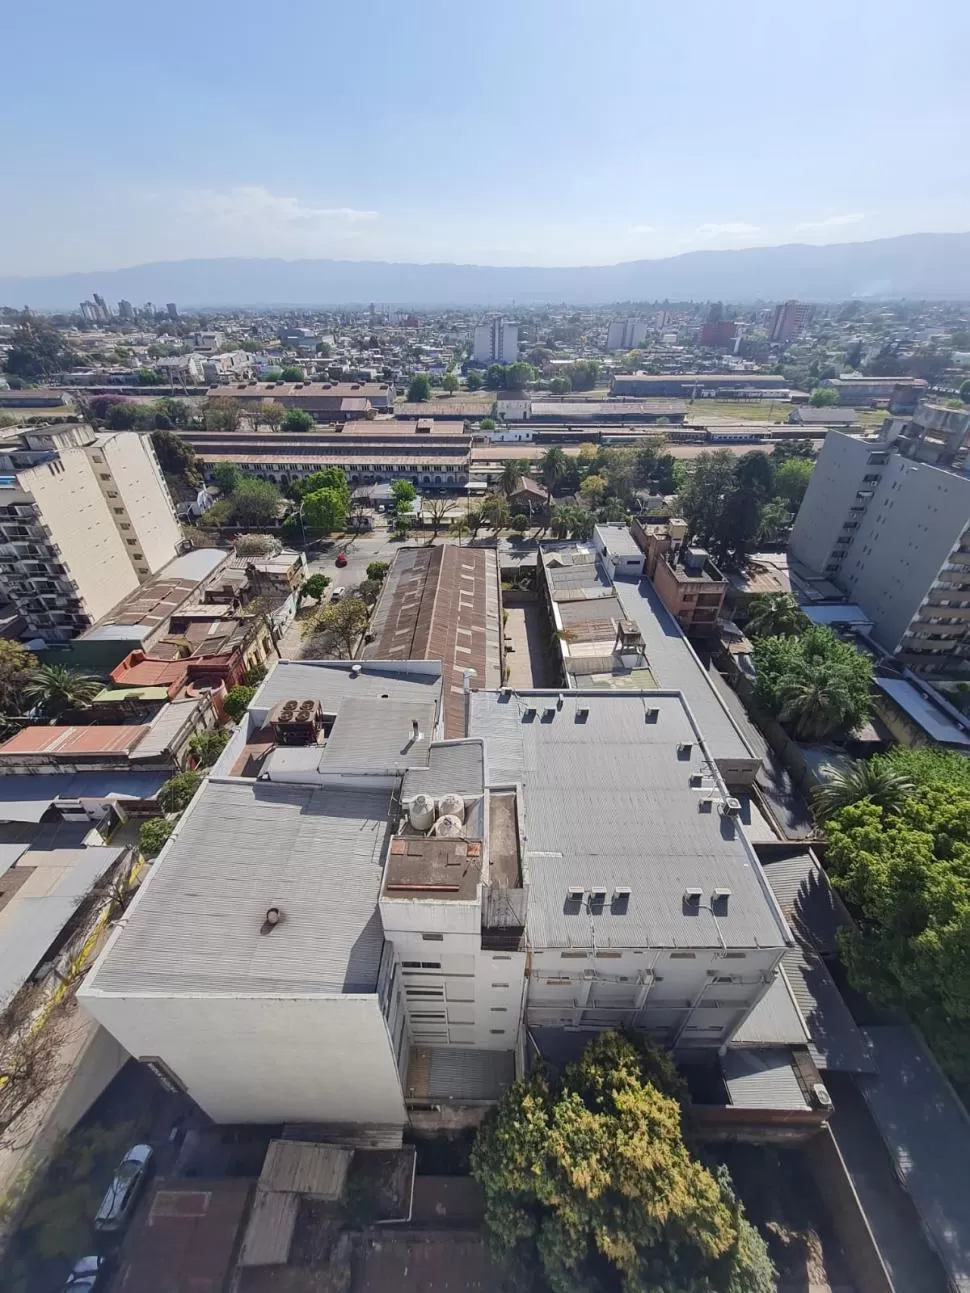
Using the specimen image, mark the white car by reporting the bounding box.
[64,1255,109,1291]
[331,587,345,601]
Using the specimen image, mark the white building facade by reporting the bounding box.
[473,318,519,366]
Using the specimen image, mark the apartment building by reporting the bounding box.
[79,659,796,1129]
[632,518,727,636]
[605,318,647,351]
[769,300,809,345]
[789,404,970,675]
[472,318,518,366]
[0,426,181,641]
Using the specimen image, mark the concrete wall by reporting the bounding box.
[23,446,141,623]
[94,432,181,578]
[789,430,876,575]
[804,1128,895,1293]
[79,993,407,1126]
[841,455,970,654]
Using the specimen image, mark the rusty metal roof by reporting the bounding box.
[0,725,150,757]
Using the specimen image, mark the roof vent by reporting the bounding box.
[689,773,704,787]
[350,663,362,676]
[589,887,608,906]
[556,693,565,710]
[684,886,703,906]
[523,707,537,722]
[712,887,732,913]
[542,707,556,721]
[612,886,631,912]
[644,707,659,723]
[812,1083,833,1110]
[575,707,589,723]
[677,741,693,758]
[720,797,742,818]
[409,719,422,742]
[261,906,283,934]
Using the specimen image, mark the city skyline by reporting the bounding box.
[2,0,968,276]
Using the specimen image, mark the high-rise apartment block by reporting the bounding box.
[472,317,518,366]
[606,318,648,351]
[789,403,970,675]
[769,300,809,345]
[0,426,182,641]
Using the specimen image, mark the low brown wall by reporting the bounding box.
[804,1128,895,1293]
[691,1103,827,1145]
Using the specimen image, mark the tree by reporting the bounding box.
[808,386,838,407]
[0,641,37,714]
[281,408,315,433]
[303,596,369,657]
[479,417,497,430]
[136,367,163,386]
[745,593,808,639]
[511,513,529,536]
[564,359,600,391]
[188,728,230,768]
[579,473,608,507]
[753,626,872,741]
[291,466,351,504]
[366,561,389,583]
[549,375,572,395]
[824,748,970,1083]
[3,312,76,380]
[224,684,256,721]
[279,366,304,382]
[202,396,242,432]
[393,517,411,540]
[358,578,382,604]
[504,362,535,390]
[481,494,510,530]
[105,401,139,430]
[157,771,202,813]
[771,438,815,463]
[599,447,638,502]
[302,487,347,536]
[677,450,738,548]
[153,396,191,428]
[230,478,281,527]
[26,665,100,717]
[407,374,432,402]
[735,451,775,501]
[814,758,914,820]
[960,379,970,405]
[425,496,454,537]
[485,364,507,390]
[212,462,243,494]
[442,373,459,394]
[539,446,569,511]
[464,508,486,540]
[774,457,814,510]
[261,400,287,433]
[499,459,525,500]
[234,533,281,557]
[471,1031,776,1293]
[300,572,330,602]
[391,480,417,506]
[139,817,174,859]
[466,370,483,391]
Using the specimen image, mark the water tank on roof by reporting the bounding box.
[408,794,436,832]
[434,814,464,839]
[437,793,465,823]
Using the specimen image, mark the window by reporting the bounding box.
[669,951,696,959]
[126,539,137,546]
[492,982,509,989]
[544,977,572,986]
[490,1028,506,1035]
[422,933,443,942]
[719,952,746,960]
[595,952,622,959]
[120,523,131,531]
[410,1011,446,1020]
[561,951,588,959]
[99,473,111,481]
[113,507,125,515]
[492,954,512,961]
[490,1006,507,1013]
[406,987,444,999]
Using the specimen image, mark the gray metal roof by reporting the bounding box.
[83,779,393,998]
[426,1047,515,1101]
[130,698,204,760]
[780,944,875,1073]
[594,525,642,558]
[401,740,485,802]
[318,697,436,772]
[860,1025,970,1293]
[875,677,970,747]
[721,1049,808,1110]
[0,845,125,1005]
[761,849,852,955]
[158,548,227,582]
[730,971,809,1047]
[468,691,791,952]
[612,578,754,764]
[253,659,443,720]
[0,774,75,822]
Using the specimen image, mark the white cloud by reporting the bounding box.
[628,223,658,235]
[184,185,377,227]
[694,222,760,239]
[795,212,865,231]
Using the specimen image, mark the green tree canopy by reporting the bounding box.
[202,396,242,432]
[471,1031,776,1293]
[188,728,230,768]
[366,561,389,583]
[479,417,496,430]
[484,364,508,389]
[465,370,483,391]
[301,487,347,535]
[774,457,814,510]
[300,572,330,601]
[229,478,281,527]
[808,386,838,407]
[224,684,256,721]
[499,459,525,499]
[139,817,174,859]
[753,625,872,741]
[212,462,243,494]
[960,378,970,404]
[3,313,77,380]
[26,665,100,717]
[391,480,417,505]
[279,366,305,382]
[303,595,370,656]
[0,640,37,714]
[504,361,536,390]
[281,408,315,433]
[549,375,572,395]
[291,466,350,504]
[151,430,201,487]
[745,593,810,639]
[442,373,459,393]
[157,771,202,813]
[407,374,432,402]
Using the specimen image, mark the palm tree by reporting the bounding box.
[26,665,101,716]
[813,759,915,819]
[746,593,810,640]
[481,494,510,530]
[775,661,856,742]
[549,503,576,539]
[499,460,524,501]
[539,446,569,516]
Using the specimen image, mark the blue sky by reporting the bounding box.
[2,0,968,275]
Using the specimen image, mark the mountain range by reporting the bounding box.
[2,233,969,309]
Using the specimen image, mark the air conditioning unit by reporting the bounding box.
[542,707,556,721]
[644,707,659,722]
[566,886,585,903]
[684,886,703,905]
[678,741,693,756]
[689,773,704,787]
[589,887,608,905]
[811,1083,833,1110]
[720,797,742,818]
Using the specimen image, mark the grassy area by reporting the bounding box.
[685,400,795,423]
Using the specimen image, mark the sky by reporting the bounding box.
[2,0,968,277]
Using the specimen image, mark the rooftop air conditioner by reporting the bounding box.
[720,797,742,817]
[684,886,703,905]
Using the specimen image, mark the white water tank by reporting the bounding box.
[434,814,464,839]
[437,792,465,823]
[408,794,436,832]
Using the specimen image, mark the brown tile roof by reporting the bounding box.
[363,546,501,739]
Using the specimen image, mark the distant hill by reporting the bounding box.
[3,232,970,309]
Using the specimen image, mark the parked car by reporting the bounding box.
[64,1255,109,1291]
[331,586,345,602]
[94,1144,153,1233]
[335,551,348,568]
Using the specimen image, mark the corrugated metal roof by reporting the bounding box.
[762,850,852,955]
[730,971,809,1047]
[612,579,754,764]
[860,1025,970,1293]
[722,1049,808,1110]
[159,549,228,582]
[83,779,393,997]
[780,944,875,1073]
[0,774,74,821]
[0,845,125,1004]
[401,740,485,802]
[130,698,204,760]
[875,677,970,747]
[253,659,442,720]
[426,1048,515,1101]
[468,691,791,951]
[237,1188,298,1267]
[0,726,149,757]
[319,697,436,771]
[258,1140,352,1199]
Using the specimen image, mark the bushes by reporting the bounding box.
[157,771,202,813]
[224,684,256,721]
[139,817,174,859]
[752,625,872,741]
